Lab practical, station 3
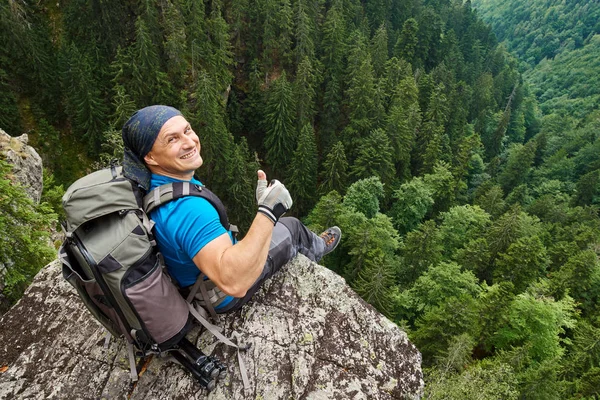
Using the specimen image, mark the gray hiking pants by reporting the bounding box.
[219,217,325,313]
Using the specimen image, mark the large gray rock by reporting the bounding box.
[0,256,423,399]
[0,128,43,203]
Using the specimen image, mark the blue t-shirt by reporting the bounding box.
[149,174,235,310]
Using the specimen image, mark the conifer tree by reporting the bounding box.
[319,2,347,146]
[162,0,188,88]
[262,0,293,69]
[351,214,400,317]
[0,69,22,134]
[320,141,349,195]
[227,138,260,232]
[415,83,449,175]
[394,18,419,64]
[264,71,296,177]
[370,23,389,78]
[294,56,318,128]
[343,31,383,155]
[398,220,443,286]
[0,160,56,309]
[193,70,235,192]
[62,43,108,154]
[351,128,395,186]
[288,124,318,216]
[498,141,537,194]
[386,74,421,180]
[294,0,316,63]
[110,84,137,129]
[131,16,175,105]
[305,190,344,234]
[495,235,549,292]
[204,9,234,91]
[342,212,400,288]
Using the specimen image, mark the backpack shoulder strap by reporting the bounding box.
[143,182,237,233]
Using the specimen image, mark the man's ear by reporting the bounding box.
[144,152,158,166]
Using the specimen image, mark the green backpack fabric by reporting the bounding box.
[59,165,249,389]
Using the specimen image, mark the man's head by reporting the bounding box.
[122,105,202,189]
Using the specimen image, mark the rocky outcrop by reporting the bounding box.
[0,256,423,399]
[0,128,43,203]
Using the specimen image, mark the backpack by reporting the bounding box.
[58,165,249,391]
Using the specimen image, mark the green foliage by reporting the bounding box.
[304,190,344,234]
[319,141,348,195]
[0,160,56,311]
[350,128,395,185]
[425,359,519,400]
[492,288,576,363]
[398,220,443,287]
[343,177,384,219]
[438,205,491,258]
[264,72,296,177]
[390,177,434,235]
[6,1,599,394]
[494,235,549,292]
[340,212,400,289]
[288,124,318,216]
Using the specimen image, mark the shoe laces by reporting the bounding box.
[320,230,336,246]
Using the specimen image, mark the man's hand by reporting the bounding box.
[256,170,268,204]
[257,178,293,224]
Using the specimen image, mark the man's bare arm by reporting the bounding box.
[192,212,274,297]
[191,171,292,297]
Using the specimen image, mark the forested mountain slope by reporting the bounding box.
[473,0,600,119]
[1,0,600,398]
[473,0,600,66]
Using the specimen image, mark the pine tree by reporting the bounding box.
[351,128,395,186]
[415,83,449,175]
[394,18,418,64]
[319,2,347,146]
[162,0,188,88]
[288,124,318,216]
[294,0,316,63]
[320,141,349,195]
[343,213,400,288]
[294,56,318,128]
[63,43,108,154]
[262,0,293,69]
[370,23,389,78]
[131,16,175,105]
[264,71,296,177]
[386,74,421,180]
[193,70,235,192]
[343,31,382,155]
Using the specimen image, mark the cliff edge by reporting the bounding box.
[0,255,423,399]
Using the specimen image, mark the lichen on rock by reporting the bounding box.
[0,255,423,399]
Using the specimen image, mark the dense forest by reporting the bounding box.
[1,0,599,398]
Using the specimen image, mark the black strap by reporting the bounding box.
[144,182,234,232]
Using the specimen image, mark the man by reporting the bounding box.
[122,105,341,313]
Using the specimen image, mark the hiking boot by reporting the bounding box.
[320,226,341,256]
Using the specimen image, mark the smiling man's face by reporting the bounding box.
[143,115,203,180]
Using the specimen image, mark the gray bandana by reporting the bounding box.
[121,105,182,191]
